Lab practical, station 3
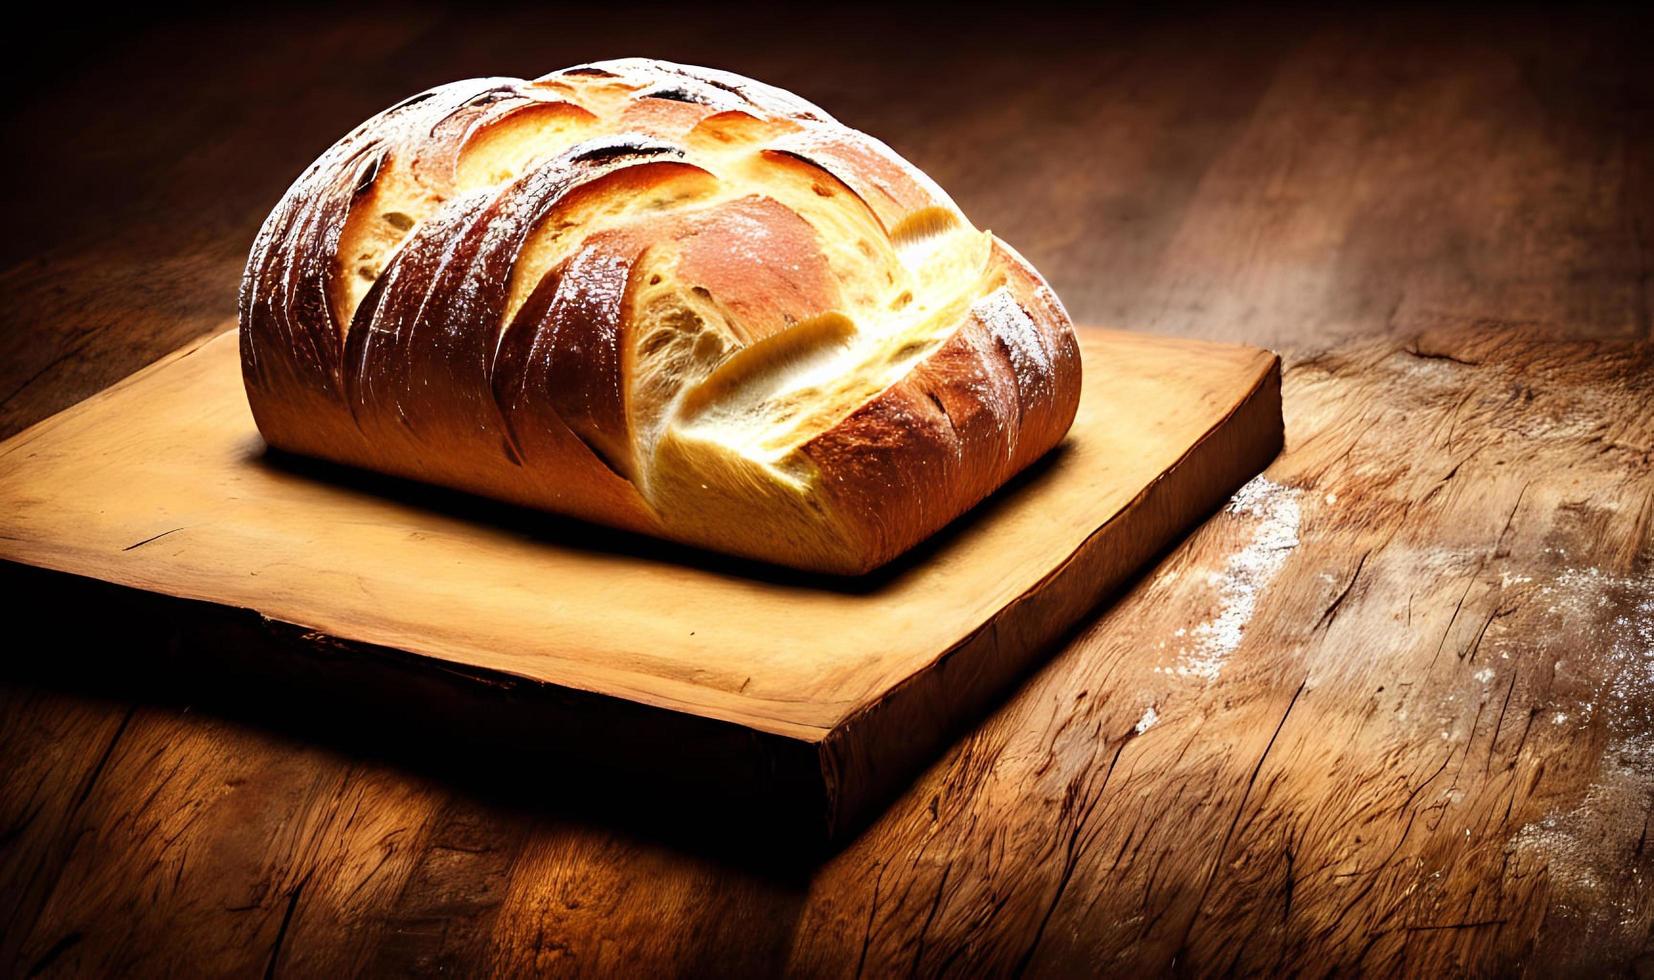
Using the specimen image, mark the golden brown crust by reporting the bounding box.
[241,58,1080,574]
[795,244,1082,572]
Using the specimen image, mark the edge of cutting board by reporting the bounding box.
[817,351,1282,833]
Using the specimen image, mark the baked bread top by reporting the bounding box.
[241,58,1080,574]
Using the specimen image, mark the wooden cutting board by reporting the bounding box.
[0,325,1280,837]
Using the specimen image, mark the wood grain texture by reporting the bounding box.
[2,4,1651,976]
[0,325,1281,838]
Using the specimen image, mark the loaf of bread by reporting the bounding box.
[241,59,1080,574]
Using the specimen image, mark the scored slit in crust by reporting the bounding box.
[241,59,1080,574]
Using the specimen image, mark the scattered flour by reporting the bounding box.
[1171,476,1303,683]
[1509,565,1654,952]
[1134,705,1160,735]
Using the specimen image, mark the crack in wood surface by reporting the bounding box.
[121,527,186,552]
[1177,679,1309,960]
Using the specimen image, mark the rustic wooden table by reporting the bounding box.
[3,5,1651,976]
